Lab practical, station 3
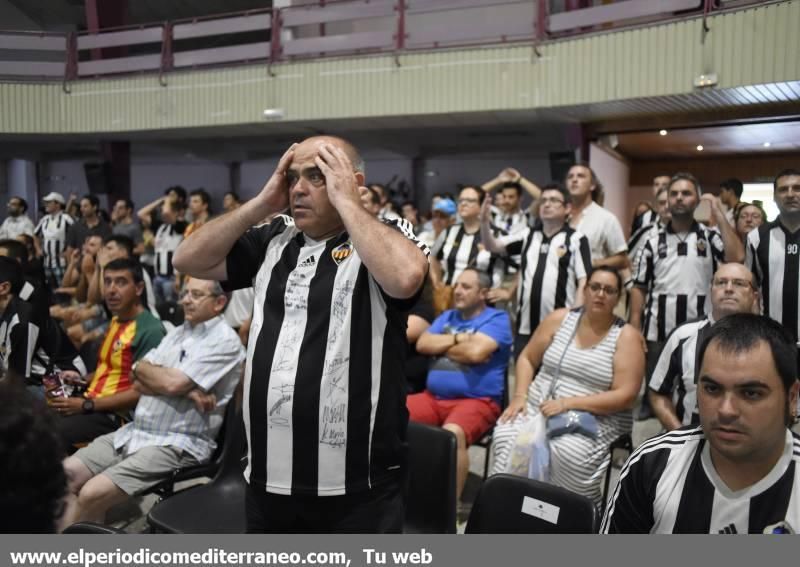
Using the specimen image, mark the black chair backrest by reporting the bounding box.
[466,474,599,534]
[215,402,246,481]
[63,522,125,534]
[404,422,457,534]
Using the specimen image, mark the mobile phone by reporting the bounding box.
[694,200,711,223]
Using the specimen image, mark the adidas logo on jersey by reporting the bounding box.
[718,523,738,534]
[299,255,316,268]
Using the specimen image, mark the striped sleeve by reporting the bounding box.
[648,329,684,393]
[708,228,725,262]
[382,217,430,258]
[34,218,44,237]
[224,216,292,291]
[744,228,761,281]
[632,239,654,287]
[573,232,592,280]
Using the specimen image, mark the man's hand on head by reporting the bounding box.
[316,144,362,212]
[255,143,296,216]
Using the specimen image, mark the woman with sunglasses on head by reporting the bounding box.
[490,267,645,507]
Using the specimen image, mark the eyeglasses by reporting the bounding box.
[587,282,619,295]
[458,198,480,205]
[540,197,565,205]
[712,278,753,290]
[179,290,217,301]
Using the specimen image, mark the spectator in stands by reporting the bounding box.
[631,174,671,234]
[0,244,85,396]
[734,202,766,243]
[66,195,112,258]
[151,199,187,306]
[50,258,165,452]
[0,380,67,533]
[61,277,244,526]
[418,197,456,249]
[401,201,422,234]
[35,192,73,292]
[0,257,40,383]
[184,189,212,239]
[566,164,628,269]
[482,167,543,212]
[174,136,429,533]
[480,183,591,358]
[719,178,744,225]
[491,267,644,507]
[627,187,670,268]
[0,197,34,240]
[370,183,400,221]
[111,198,144,256]
[602,314,800,533]
[630,173,744,419]
[649,263,759,431]
[431,186,506,313]
[746,169,800,347]
[223,191,242,213]
[410,268,512,499]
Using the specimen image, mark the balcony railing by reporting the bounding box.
[0,0,769,84]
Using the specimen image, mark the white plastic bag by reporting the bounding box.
[505,413,550,482]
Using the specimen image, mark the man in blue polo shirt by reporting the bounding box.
[408,267,512,499]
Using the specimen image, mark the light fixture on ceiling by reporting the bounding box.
[659,129,668,136]
[696,145,704,151]
[262,108,285,120]
[763,142,772,148]
[693,73,718,88]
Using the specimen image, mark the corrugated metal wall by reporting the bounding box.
[0,1,797,134]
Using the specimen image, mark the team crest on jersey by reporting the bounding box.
[696,239,706,253]
[113,339,123,352]
[331,241,353,265]
[556,245,567,258]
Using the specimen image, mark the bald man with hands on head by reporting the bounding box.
[174,137,429,533]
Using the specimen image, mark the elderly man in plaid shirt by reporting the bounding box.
[60,277,245,527]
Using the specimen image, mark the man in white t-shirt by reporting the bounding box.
[565,164,627,269]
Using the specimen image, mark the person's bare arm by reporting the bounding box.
[137,197,166,224]
[479,198,508,254]
[573,278,586,307]
[594,252,629,270]
[629,286,646,330]
[703,194,744,263]
[317,144,427,299]
[429,257,444,288]
[540,324,644,417]
[416,331,459,356]
[446,332,498,365]
[133,359,195,396]
[173,145,296,281]
[649,390,682,431]
[518,175,542,200]
[407,314,430,344]
[498,309,568,423]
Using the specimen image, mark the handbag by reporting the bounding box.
[506,412,550,482]
[544,309,599,440]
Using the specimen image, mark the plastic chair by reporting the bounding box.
[63,522,126,534]
[600,433,633,516]
[465,473,599,533]
[146,406,247,533]
[403,422,457,534]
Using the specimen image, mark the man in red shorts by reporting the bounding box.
[409,267,512,499]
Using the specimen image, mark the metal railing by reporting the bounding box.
[0,0,770,85]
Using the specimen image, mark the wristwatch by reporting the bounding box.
[82,398,95,414]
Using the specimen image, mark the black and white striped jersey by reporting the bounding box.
[432,223,507,286]
[602,427,800,534]
[505,223,592,336]
[648,317,714,426]
[627,221,661,270]
[154,221,187,277]
[34,212,73,270]
[223,215,429,496]
[0,297,39,380]
[632,222,724,342]
[745,219,800,343]
[631,209,658,235]
[491,208,531,236]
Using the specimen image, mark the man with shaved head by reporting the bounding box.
[174,136,430,533]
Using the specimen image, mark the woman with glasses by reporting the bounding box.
[490,267,645,506]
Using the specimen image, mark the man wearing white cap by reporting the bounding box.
[34,192,74,291]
